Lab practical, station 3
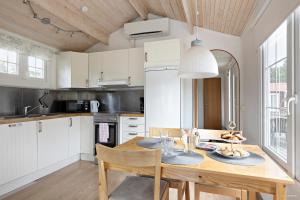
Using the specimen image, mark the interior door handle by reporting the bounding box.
[287,95,298,116]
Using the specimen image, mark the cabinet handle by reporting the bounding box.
[38,122,42,133]
[85,79,89,88]
[128,125,138,128]
[100,72,104,81]
[129,132,138,135]
[145,52,148,62]
[69,118,73,127]
[128,118,138,120]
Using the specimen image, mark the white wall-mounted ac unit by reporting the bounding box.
[124,18,169,39]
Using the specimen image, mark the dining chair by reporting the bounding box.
[149,127,190,200]
[96,143,169,200]
[194,129,248,200]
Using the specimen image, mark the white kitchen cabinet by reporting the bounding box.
[68,117,81,156]
[88,52,103,87]
[57,52,89,88]
[129,48,145,86]
[80,116,94,155]
[0,122,37,185]
[144,39,181,68]
[101,49,129,81]
[37,118,69,169]
[119,116,145,144]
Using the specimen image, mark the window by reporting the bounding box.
[261,19,293,169]
[0,48,18,75]
[28,56,45,79]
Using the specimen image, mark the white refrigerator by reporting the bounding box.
[145,68,181,135]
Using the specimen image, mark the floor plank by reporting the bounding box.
[3,161,235,200]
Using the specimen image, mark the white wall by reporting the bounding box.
[87,16,242,128]
[241,0,300,145]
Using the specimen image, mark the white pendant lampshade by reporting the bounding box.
[178,39,219,79]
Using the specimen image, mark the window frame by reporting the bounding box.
[0,48,19,75]
[260,14,295,176]
[27,55,47,80]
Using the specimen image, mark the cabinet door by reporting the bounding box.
[102,49,129,80]
[38,118,69,169]
[69,117,81,156]
[80,116,94,154]
[144,39,180,68]
[71,52,89,88]
[89,52,103,87]
[0,122,37,185]
[129,48,145,86]
[57,53,71,88]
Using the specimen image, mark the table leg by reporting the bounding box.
[273,184,286,200]
[249,191,257,200]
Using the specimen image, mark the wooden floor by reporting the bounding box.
[3,161,234,200]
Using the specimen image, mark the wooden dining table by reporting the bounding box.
[114,136,294,200]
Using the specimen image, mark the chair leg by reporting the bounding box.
[194,183,200,200]
[241,190,248,200]
[185,182,190,200]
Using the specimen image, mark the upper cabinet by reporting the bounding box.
[57,52,89,88]
[144,39,181,68]
[88,48,144,87]
[101,49,129,81]
[129,48,144,86]
[88,52,103,88]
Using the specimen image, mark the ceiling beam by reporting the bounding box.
[30,0,109,44]
[128,0,148,20]
[182,0,194,34]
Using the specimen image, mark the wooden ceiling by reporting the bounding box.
[0,0,257,51]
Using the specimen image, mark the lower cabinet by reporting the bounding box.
[119,116,145,144]
[0,115,93,191]
[68,117,81,156]
[80,116,94,155]
[37,118,69,169]
[0,122,37,185]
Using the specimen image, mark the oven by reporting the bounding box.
[94,113,118,152]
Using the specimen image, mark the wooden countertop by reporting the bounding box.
[0,113,93,125]
[119,113,144,117]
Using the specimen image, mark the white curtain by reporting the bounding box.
[0,30,56,60]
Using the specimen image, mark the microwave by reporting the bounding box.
[64,100,90,112]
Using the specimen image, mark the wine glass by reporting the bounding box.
[228,121,236,151]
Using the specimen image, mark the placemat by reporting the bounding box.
[136,138,161,149]
[207,151,265,166]
[162,151,204,165]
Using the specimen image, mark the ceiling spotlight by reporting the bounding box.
[81,6,88,12]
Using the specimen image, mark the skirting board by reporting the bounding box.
[0,154,80,198]
[80,153,95,162]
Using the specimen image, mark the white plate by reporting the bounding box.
[219,137,247,144]
[215,149,250,159]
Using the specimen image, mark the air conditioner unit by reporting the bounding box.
[124,18,169,39]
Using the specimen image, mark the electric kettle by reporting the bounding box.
[90,100,100,113]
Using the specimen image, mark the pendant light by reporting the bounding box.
[178,0,219,79]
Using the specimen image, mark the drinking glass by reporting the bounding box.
[166,137,175,156]
[160,131,168,154]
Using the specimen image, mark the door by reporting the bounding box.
[129,48,144,86]
[71,52,88,88]
[102,49,129,81]
[89,52,103,87]
[69,117,81,156]
[80,116,94,154]
[261,18,295,173]
[38,118,69,169]
[203,78,222,129]
[145,69,181,133]
[144,39,180,68]
[0,122,37,185]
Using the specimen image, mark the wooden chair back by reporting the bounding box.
[149,127,182,138]
[96,144,162,200]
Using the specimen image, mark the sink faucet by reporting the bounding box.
[24,106,31,116]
